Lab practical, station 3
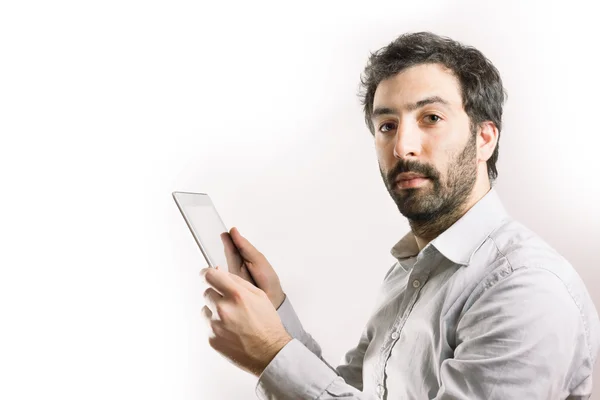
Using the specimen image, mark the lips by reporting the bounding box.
[396,177,429,189]
[395,173,427,183]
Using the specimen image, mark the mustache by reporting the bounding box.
[387,161,436,183]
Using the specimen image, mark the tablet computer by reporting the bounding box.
[172,192,257,287]
[172,191,230,269]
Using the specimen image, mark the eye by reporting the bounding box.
[379,122,397,133]
[423,114,442,124]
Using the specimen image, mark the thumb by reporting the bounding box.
[229,227,264,262]
[228,270,261,294]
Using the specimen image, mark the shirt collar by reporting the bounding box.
[390,187,510,266]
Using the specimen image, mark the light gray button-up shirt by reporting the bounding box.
[255,188,600,399]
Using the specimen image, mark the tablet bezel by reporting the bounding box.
[172,191,228,268]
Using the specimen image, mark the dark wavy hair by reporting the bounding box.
[358,31,507,184]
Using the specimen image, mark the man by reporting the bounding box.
[199,32,600,399]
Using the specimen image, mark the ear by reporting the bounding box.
[476,121,499,163]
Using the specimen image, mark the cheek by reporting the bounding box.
[433,142,469,181]
[375,142,393,167]
[427,147,455,179]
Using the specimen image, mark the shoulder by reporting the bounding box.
[488,220,594,323]
[467,220,600,365]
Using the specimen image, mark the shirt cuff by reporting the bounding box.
[255,338,339,400]
[276,294,308,340]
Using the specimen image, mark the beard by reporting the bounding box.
[380,130,478,224]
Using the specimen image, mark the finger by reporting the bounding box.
[240,264,258,287]
[200,266,242,299]
[219,234,258,286]
[201,305,212,323]
[201,306,218,338]
[199,267,218,291]
[215,265,258,293]
[203,287,223,315]
[220,232,244,274]
[229,227,265,263]
[227,270,261,294]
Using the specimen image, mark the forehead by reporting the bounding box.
[373,63,463,110]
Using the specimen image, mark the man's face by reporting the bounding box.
[373,63,479,221]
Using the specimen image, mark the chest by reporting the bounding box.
[361,262,465,398]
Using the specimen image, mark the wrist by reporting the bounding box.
[271,291,286,310]
[256,333,292,377]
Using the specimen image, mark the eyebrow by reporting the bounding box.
[372,96,451,118]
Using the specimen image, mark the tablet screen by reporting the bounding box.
[172,192,229,269]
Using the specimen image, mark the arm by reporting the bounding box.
[275,295,326,360]
[255,294,369,399]
[434,266,594,399]
[266,296,369,390]
[256,263,399,399]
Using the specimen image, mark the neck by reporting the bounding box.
[411,183,491,251]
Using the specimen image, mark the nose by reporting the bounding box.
[393,120,421,159]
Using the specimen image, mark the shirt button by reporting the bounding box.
[391,331,399,340]
[412,279,421,288]
[377,384,384,396]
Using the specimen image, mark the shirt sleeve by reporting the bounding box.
[434,265,596,400]
[274,294,327,359]
[256,294,371,399]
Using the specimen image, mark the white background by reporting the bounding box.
[1,0,599,399]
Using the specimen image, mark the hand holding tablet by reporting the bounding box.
[172,191,286,309]
[172,191,256,285]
